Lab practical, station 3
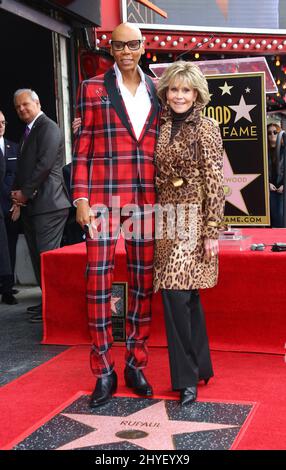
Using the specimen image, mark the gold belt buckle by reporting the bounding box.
[171,177,184,188]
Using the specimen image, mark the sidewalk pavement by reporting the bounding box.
[0,286,68,386]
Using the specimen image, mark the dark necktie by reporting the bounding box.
[24,125,30,140]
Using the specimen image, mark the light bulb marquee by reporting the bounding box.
[97,32,286,55]
[96,1,286,109]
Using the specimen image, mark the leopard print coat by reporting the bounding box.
[153,103,224,292]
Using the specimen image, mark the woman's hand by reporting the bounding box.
[204,238,219,261]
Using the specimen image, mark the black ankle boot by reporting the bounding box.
[89,370,117,408]
[180,386,197,406]
[124,367,153,397]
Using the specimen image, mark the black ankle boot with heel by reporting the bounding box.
[180,386,197,406]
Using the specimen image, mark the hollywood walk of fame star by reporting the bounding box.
[111,296,120,315]
[57,400,237,450]
[229,95,257,123]
[219,81,233,96]
[223,151,260,214]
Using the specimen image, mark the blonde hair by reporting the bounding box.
[156,61,211,107]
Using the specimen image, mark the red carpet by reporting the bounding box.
[0,346,286,450]
[41,229,286,354]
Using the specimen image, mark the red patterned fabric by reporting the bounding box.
[71,67,159,376]
[71,68,159,209]
[86,208,154,376]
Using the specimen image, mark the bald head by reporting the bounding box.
[112,22,142,41]
[110,22,145,76]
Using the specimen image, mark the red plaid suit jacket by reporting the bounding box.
[72,67,160,208]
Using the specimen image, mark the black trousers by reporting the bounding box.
[0,215,20,294]
[161,289,213,390]
[21,208,69,286]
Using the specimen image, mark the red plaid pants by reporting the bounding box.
[86,201,154,377]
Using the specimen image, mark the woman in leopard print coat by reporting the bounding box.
[153,61,224,406]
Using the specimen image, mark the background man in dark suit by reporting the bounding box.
[11,89,71,322]
[0,110,20,305]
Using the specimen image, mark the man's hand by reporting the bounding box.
[269,183,277,192]
[277,185,284,194]
[11,190,28,206]
[10,204,21,222]
[72,117,82,135]
[76,199,94,239]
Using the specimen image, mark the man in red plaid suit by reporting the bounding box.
[72,23,160,408]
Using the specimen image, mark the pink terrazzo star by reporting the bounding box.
[57,400,237,450]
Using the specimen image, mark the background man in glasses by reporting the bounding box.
[72,22,159,408]
[0,110,20,305]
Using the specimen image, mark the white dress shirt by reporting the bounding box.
[0,136,5,155]
[114,63,151,140]
[27,111,43,130]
